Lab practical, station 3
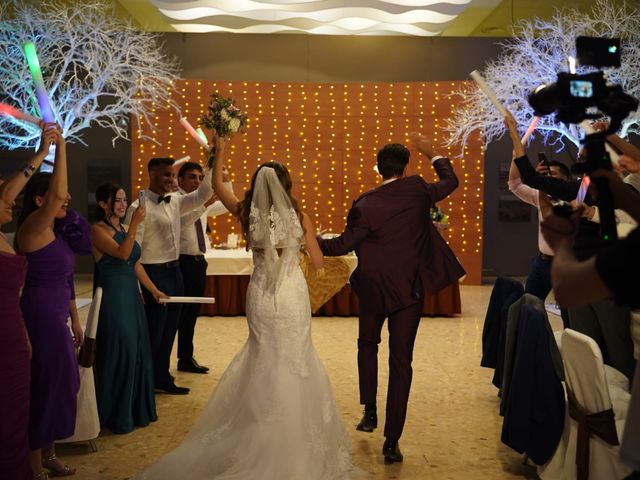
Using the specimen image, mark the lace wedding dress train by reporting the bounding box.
[137,249,351,480]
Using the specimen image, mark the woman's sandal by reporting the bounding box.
[33,470,49,480]
[42,453,75,477]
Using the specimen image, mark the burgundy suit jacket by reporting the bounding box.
[319,158,465,315]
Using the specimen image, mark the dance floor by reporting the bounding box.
[61,277,557,479]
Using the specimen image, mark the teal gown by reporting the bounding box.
[94,226,157,434]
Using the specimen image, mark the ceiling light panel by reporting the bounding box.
[152,0,474,35]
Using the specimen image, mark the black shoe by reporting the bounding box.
[383,438,403,464]
[178,357,210,374]
[355,409,377,432]
[155,382,190,395]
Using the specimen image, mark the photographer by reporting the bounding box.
[541,168,640,475]
[504,112,636,382]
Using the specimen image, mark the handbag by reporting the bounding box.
[300,253,350,313]
[78,337,96,368]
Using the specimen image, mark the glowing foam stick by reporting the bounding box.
[470,70,507,117]
[0,103,41,126]
[576,175,591,204]
[173,155,191,167]
[23,42,55,123]
[196,127,209,145]
[520,116,540,145]
[159,296,215,304]
[85,287,103,339]
[179,117,209,149]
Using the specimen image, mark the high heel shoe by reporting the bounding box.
[42,453,75,477]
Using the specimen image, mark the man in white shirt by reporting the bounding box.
[125,154,216,394]
[176,161,233,374]
[508,154,570,301]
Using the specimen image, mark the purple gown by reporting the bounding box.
[0,251,31,479]
[20,210,90,449]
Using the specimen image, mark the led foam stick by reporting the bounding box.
[159,296,215,304]
[576,175,591,204]
[0,103,41,126]
[23,42,55,123]
[85,287,103,339]
[173,155,191,167]
[179,117,209,149]
[470,70,507,117]
[520,116,540,145]
[196,127,209,146]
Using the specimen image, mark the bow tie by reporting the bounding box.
[157,195,171,204]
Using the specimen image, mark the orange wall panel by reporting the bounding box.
[132,80,484,284]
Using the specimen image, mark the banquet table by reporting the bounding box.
[201,248,461,317]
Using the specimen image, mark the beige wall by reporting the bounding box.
[163,33,503,83]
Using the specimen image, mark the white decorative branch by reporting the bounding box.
[0,0,181,151]
[445,0,640,157]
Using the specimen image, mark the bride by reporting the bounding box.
[137,137,351,480]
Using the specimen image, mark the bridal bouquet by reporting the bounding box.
[430,206,449,229]
[200,93,248,138]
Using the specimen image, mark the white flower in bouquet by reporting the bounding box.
[229,118,241,133]
[220,109,230,121]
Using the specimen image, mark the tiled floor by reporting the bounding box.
[62,280,543,479]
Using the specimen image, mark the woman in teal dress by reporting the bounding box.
[90,184,167,434]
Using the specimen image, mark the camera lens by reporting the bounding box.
[528,84,558,116]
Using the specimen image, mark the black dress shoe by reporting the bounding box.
[383,438,403,464]
[155,382,190,395]
[178,357,210,374]
[355,410,377,432]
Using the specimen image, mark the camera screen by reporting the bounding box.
[569,80,594,98]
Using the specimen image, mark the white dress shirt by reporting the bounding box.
[508,177,554,256]
[125,171,214,264]
[178,181,233,255]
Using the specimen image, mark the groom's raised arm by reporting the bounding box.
[318,204,370,257]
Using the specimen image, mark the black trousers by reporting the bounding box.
[358,297,424,440]
[178,254,207,361]
[569,298,636,382]
[141,263,184,388]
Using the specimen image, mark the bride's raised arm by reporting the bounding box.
[211,135,240,215]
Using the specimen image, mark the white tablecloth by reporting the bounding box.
[205,248,357,276]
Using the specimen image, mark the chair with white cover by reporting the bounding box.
[539,328,632,480]
[58,287,103,452]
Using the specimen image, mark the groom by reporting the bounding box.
[318,134,465,463]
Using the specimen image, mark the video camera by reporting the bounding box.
[529,37,637,132]
[528,36,639,242]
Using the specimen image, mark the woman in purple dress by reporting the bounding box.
[0,124,57,480]
[16,128,86,479]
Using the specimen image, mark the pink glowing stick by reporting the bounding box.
[179,117,209,149]
[520,116,540,145]
[576,176,591,204]
[23,42,55,123]
[0,103,41,126]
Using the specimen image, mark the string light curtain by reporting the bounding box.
[131,80,484,284]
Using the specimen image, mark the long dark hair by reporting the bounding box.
[17,172,52,229]
[237,162,303,245]
[95,183,122,222]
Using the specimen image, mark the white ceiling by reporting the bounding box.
[135,0,502,35]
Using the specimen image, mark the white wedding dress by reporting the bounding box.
[137,247,352,480]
